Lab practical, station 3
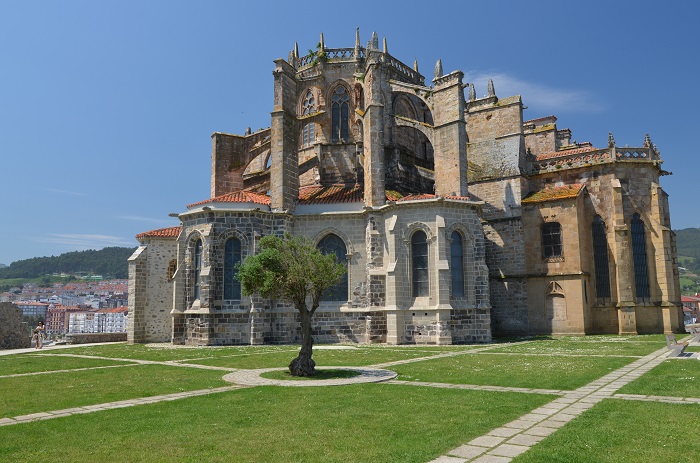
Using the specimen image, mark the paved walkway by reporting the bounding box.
[1,340,698,463]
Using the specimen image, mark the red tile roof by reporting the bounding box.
[188,191,271,208]
[535,145,599,161]
[136,226,182,240]
[522,184,585,204]
[298,184,363,205]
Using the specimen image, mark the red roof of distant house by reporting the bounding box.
[681,296,700,303]
[522,184,585,204]
[535,145,600,161]
[188,191,271,208]
[136,226,182,241]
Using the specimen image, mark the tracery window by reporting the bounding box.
[331,86,349,142]
[450,231,464,298]
[542,222,563,259]
[592,216,611,299]
[631,213,650,299]
[412,231,429,297]
[317,234,348,301]
[193,239,202,301]
[167,259,177,280]
[302,90,315,116]
[224,238,242,300]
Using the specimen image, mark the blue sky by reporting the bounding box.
[1,0,698,265]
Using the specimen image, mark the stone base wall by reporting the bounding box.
[589,305,620,334]
[490,278,528,335]
[66,333,127,344]
[451,308,492,343]
[168,307,490,346]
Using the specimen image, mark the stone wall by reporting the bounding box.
[67,332,127,344]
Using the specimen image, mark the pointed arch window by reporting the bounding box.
[412,231,429,297]
[224,238,242,300]
[592,216,611,299]
[193,239,202,301]
[450,231,464,298]
[631,213,650,299]
[331,86,349,142]
[318,234,348,301]
[302,90,315,115]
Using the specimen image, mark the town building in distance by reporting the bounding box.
[129,30,682,346]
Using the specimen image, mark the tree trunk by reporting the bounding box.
[289,307,316,376]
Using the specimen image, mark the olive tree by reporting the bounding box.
[237,233,346,376]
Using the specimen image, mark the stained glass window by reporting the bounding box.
[331,86,349,142]
[450,231,464,298]
[631,213,650,299]
[592,216,611,298]
[542,222,562,258]
[193,239,202,301]
[412,231,429,297]
[224,238,242,300]
[318,234,348,301]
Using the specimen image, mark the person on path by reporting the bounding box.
[33,321,45,349]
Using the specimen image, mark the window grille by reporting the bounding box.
[592,216,611,298]
[412,231,429,297]
[224,238,242,300]
[542,222,563,258]
[331,86,349,142]
[450,231,464,298]
[318,234,348,301]
[631,213,650,299]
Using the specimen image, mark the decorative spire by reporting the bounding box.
[644,133,652,148]
[383,37,388,54]
[434,59,443,79]
[294,42,299,58]
[355,27,360,49]
[608,131,616,148]
[288,50,295,64]
[319,32,325,50]
[487,79,495,97]
[370,31,379,50]
[468,83,476,101]
[413,59,419,72]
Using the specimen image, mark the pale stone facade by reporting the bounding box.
[129,30,682,345]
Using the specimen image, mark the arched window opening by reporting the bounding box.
[301,122,315,147]
[412,231,429,297]
[224,238,242,300]
[331,86,349,142]
[318,234,348,301]
[193,239,202,301]
[450,231,464,298]
[631,213,650,299]
[302,90,315,115]
[542,222,562,259]
[592,216,611,299]
[167,259,177,280]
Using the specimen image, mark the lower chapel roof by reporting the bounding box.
[521,183,585,204]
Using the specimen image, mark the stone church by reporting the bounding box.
[128,30,682,346]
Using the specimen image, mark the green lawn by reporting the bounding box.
[0,364,228,418]
[0,355,131,375]
[617,359,700,398]
[391,353,634,390]
[0,337,697,463]
[0,385,553,463]
[513,399,700,463]
[486,335,666,357]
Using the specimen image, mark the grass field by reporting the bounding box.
[1,335,697,463]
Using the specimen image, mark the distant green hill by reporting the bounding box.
[676,228,700,269]
[0,247,136,280]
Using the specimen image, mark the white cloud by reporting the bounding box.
[35,234,135,249]
[116,215,176,225]
[464,72,605,113]
[44,187,85,196]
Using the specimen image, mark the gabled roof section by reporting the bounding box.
[522,184,585,204]
[188,191,271,208]
[136,226,182,240]
[298,185,363,205]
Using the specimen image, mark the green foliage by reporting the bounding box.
[0,247,136,280]
[0,303,30,349]
[237,234,346,311]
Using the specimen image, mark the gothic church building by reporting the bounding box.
[128,31,682,346]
